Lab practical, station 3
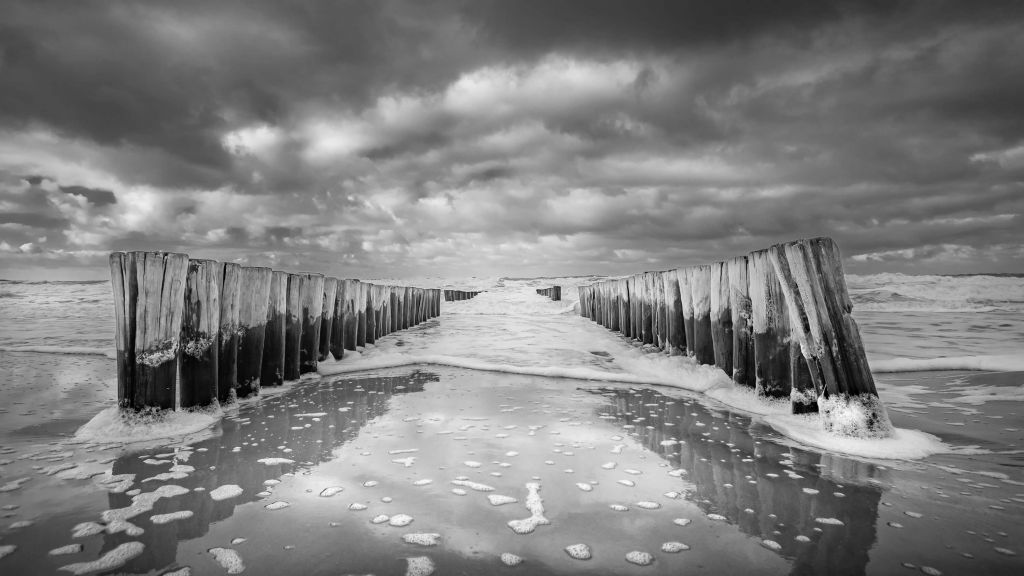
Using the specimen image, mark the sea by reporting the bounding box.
[0,272,1021,575]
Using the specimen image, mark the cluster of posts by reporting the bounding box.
[443,290,482,301]
[108,252,441,411]
[577,237,892,438]
[536,286,562,301]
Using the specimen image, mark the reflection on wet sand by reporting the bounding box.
[588,386,885,576]
[96,370,439,575]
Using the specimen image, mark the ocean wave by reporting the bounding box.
[870,354,1024,373]
[848,273,1024,312]
[0,345,116,359]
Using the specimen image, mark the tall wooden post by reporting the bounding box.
[678,268,694,356]
[364,283,376,345]
[710,261,733,373]
[180,259,219,408]
[331,279,348,358]
[355,281,367,348]
[283,273,303,380]
[691,265,715,365]
[769,238,892,435]
[341,280,358,352]
[390,288,400,333]
[298,273,324,374]
[748,249,791,399]
[727,257,755,388]
[109,251,188,410]
[664,271,683,355]
[260,271,287,386]
[215,262,240,404]
[237,266,271,398]
[319,277,338,362]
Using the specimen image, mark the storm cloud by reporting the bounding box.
[1,0,1022,279]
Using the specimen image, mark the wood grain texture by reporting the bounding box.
[237,266,271,397]
[180,259,220,408]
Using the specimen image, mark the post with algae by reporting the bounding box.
[577,237,893,438]
[216,262,241,404]
[180,259,219,408]
[260,270,287,387]
[236,266,272,397]
[109,251,189,410]
[318,277,338,362]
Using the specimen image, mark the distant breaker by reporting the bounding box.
[578,237,893,439]
[108,251,440,412]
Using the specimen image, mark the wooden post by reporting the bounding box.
[655,272,667,349]
[236,266,271,398]
[691,265,715,365]
[728,256,755,388]
[180,259,219,408]
[710,261,733,373]
[109,251,188,410]
[769,238,892,436]
[390,288,400,333]
[628,276,639,339]
[664,272,683,355]
[333,279,350,357]
[355,281,367,347]
[318,277,338,362]
[677,268,694,356]
[217,262,241,404]
[748,249,791,399]
[298,273,324,374]
[364,283,376,345]
[260,271,287,386]
[403,287,413,329]
[283,273,303,380]
[638,274,652,344]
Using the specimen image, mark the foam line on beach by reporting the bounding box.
[318,349,953,461]
[870,354,1024,373]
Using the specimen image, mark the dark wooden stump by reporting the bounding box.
[180,259,220,408]
[237,266,271,398]
[355,281,367,348]
[260,271,287,386]
[364,283,376,345]
[217,262,241,403]
[341,280,358,352]
[109,251,188,410]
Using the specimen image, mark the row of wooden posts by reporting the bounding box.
[578,237,892,438]
[536,286,562,301]
[443,289,482,301]
[109,252,441,411]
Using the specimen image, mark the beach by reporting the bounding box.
[0,275,1021,575]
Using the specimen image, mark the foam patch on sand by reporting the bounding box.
[74,405,221,446]
[764,414,950,460]
[59,541,144,575]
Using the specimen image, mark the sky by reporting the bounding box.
[1,0,1022,280]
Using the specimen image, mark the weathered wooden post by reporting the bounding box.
[769,238,892,435]
[318,277,338,362]
[355,281,367,348]
[727,257,755,388]
[640,273,654,345]
[364,283,376,345]
[180,259,220,408]
[335,279,353,355]
[109,251,188,410]
[677,268,694,356]
[626,277,637,338]
[260,271,287,386]
[664,271,683,355]
[237,266,272,397]
[404,287,413,329]
[217,262,241,403]
[690,265,716,365]
[298,273,324,374]
[710,261,733,373]
[655,272,667,349]
[283,273,303,380]
[748,249,791,399]
[390,288,400,333]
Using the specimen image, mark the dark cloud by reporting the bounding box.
[0,0,1022,278]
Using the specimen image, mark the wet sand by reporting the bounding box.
[0,359,1021,575]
